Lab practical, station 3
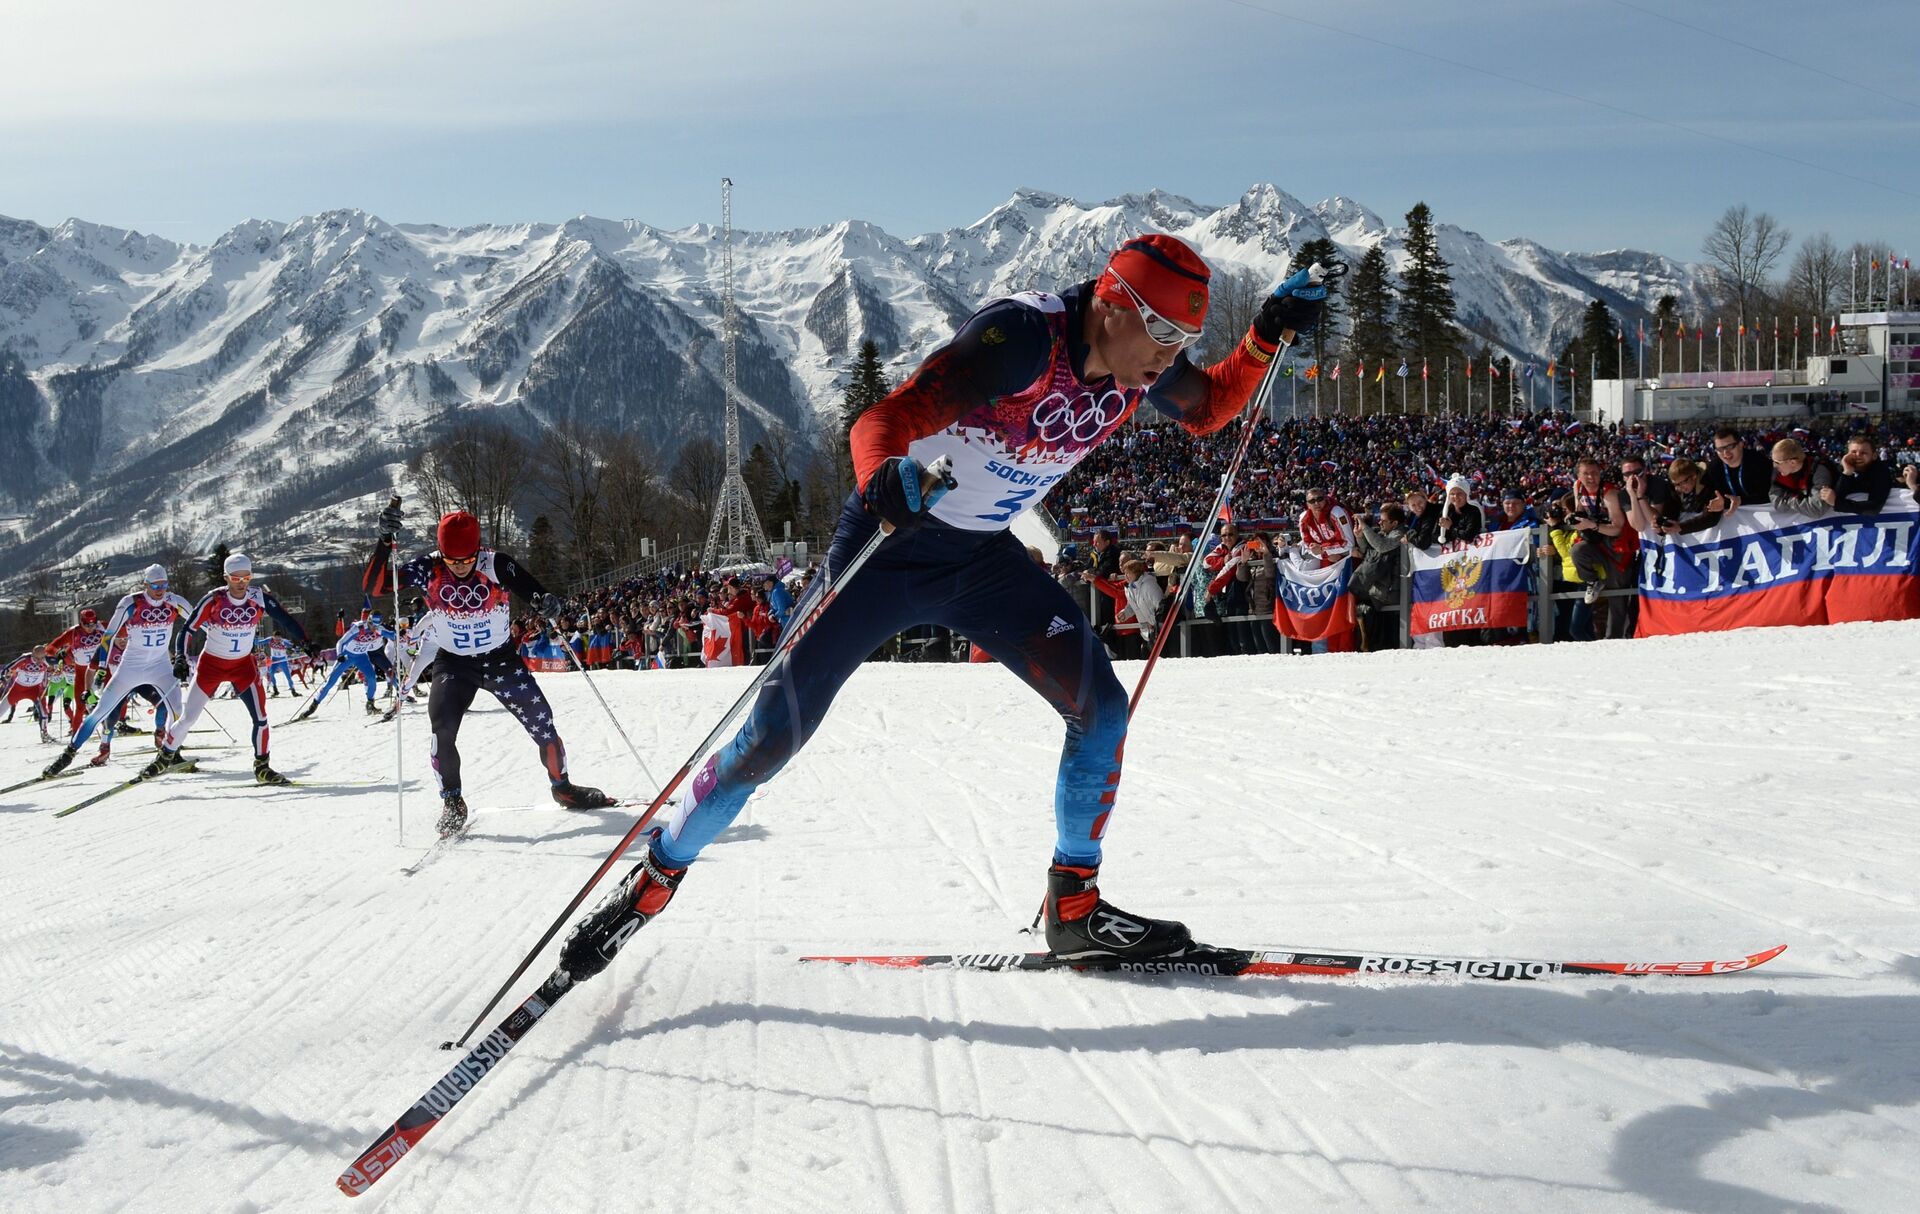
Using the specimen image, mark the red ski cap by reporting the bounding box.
[437,511,482,560]
[1094,234,1210,328]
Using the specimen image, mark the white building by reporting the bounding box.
[1598,311,1919,426]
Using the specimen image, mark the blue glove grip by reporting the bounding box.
[898,457,925,514]
[1274,267,1328,303]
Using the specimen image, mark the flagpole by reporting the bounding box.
[1422,360,1429,415]
[1443,356,1450,417]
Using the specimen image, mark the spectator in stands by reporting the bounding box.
[1704,425,1772,507]
[1090,528,1121,579]
[1619,453,1672,525]
[1353,503,1406,650]
[1404,487,1443,548]
[1492,487,1539,531]
[1539,502,1593,642]
[1297,489,1353,567]
[1826,434,1893,514]
[1632,458,1717,536]
[1568,457,1634,638]
[1234,533,1278,654]
[764,573,794,631]
[1769,437,1836,515]
[1435,474,1483,545]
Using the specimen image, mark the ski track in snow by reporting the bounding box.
[2,621,1919,1212]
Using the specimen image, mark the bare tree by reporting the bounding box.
[670,435,727,517]
[1784,233,1845,319]
[409,416,529,549]
[1702,204,1791,330]
[600,430,664,567]
[534,417,610,584]
[1198,265,1266,365]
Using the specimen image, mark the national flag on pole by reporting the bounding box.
[1303,362,1319,380]
[1358,359,1366,379]
[1830,317,1839,338]
[1489,361,1502,379]
[1319,459,1340,473]
[1396,361,1409,378]
[1330,362,1341,380]
[1464,360,1473,379]
[1738,322,1746,338]
[1421,359,1429,380]
[1716,321,1723,338]
[1524,363,1534,380]
[1546,359,1556,379]
[1374,365,1385,383]
[1565,419,1585,435]
[1217,493,1234,524]
[1281,364,1295,377]
[1637,319,1646,345]
[1794,316,1800,337]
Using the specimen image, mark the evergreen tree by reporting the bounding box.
[527,516,558,586]
[1396,202,1463,369]
[840,340,892,437]
[1580,299,1622,379]
[742,442,786,530]
[1654,293,1681,374]
[1342,245,1397,380]
[205,543,231,585]
[1558,338,1585,411]
[1286,238,1344,372]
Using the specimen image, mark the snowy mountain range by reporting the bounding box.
[0,185,1717,584]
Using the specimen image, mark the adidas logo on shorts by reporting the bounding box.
[1044,616,1075,638]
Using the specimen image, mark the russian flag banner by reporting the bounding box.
[1637,491,1920,637]
[1409,529,1534,635]
[1273,555,1356,643]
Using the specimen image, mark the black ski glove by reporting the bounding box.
[1252,266,1332,345]
[534,592,565,620]
[377,497,403,544]
[861,456,953,533]
[171,655,190,682]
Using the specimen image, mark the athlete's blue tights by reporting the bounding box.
[653,494,1129,869]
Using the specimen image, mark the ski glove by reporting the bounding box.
[1253,266,1330,344]
[377,498,403,544]
[861,456,952,533]
[534,592,565,621]
[171,655,190,682]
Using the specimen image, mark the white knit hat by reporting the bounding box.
[1445,473,1472,494]
[223,552,252,576]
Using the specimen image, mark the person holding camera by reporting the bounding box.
[1568,457,1635,639]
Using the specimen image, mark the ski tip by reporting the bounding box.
[438,1040,457,1051]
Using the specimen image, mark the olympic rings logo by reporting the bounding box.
[438,582,492,611]
[1031,389,1129,446]
[217,605,257,627]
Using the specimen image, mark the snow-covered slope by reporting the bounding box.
[2,621,1916,1212]
[0,188,1719,582]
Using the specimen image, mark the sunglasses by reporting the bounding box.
[1108,269,1204,349]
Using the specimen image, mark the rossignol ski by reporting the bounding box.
[335,968,575,1197]
[801,943,1788,981]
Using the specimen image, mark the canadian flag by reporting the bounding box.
[700,611,734,668]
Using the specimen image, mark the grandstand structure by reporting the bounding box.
[1602,311,1919,426]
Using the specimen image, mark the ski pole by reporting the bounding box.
[388,493,405,846]
[446,455,954,1049]
[1127,267,1333,719]
[537,612,662,797]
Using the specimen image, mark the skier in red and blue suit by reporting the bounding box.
[560,234,1327,981]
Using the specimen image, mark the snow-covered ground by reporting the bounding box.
[3,622,1918,1213]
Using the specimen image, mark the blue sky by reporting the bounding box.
[3,0,1912,262]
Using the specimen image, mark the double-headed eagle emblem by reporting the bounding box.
[1441,551,1484,609]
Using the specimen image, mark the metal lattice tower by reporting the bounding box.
[702,176,770,568]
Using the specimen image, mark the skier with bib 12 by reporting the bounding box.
[557,234,1326,981]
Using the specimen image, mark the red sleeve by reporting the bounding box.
[1089,576,1128,607]
[1148,329,1281,436]
[848,299,1051,491]
[45,626,77,658]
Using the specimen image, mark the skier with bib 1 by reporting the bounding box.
[558,234,1326,982]
[362,506,616,835]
